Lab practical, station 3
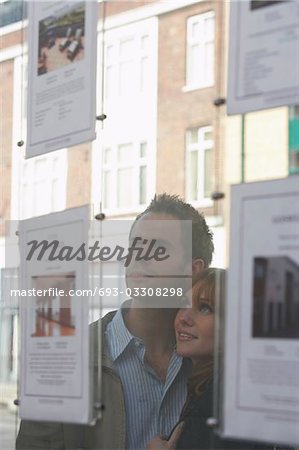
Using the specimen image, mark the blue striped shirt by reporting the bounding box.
[106,306,190,450]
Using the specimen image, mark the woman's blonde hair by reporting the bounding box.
[188,268,226,396]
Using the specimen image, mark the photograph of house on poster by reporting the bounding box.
[38,2,85,76]
[252,256,299,339]
[31,273,76,338]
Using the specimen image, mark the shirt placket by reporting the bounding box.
[157,353,183,436]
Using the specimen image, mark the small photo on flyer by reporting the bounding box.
[252,256,299,339]
[31,272,76,338]
[38,2,85,76]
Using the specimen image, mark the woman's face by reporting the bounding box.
[175,287,214,364]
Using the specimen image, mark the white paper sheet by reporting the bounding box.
[223,176,299,446]
[227,1,299,114]
[18,206,94,424]
[26,1,97,157]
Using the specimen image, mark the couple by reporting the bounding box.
[16,194,269,450]
[17,194,214,450]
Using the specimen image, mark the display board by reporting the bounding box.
[26,1,97,157]
[222,176,299,446]
[227,0,299,114]
[18,206,95,424]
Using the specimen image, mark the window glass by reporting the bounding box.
[120,39,134,58]
[106,45,114,62]
[21,184,30,218]
[186,12,215,88]
[204,147,213,198]
[186,127,214,202]
[104,148,112,165]
[140,142,147,158]
[34,158,47,179]
[188,128,198,145]
[203,129,213,141]
[100,20,156,211]
[118,144,133,162]
[118,167,133,208]
[141,35,149,51]
[189,150,198,201]
[105,66,114,99]
[186,44,198,86]
[204,16,214,41]
[191,21,199,39]
[33,179,47,215]
[102,141,149,210]
[139,166,147,205]
[204,42,214,85]
[140,56,149,91]
[119,39,135,95]
[103,171,112,209]
[119,60,135,95]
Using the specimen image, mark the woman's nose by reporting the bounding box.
[178,308,194,326]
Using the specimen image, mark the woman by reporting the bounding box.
[147,268,279,450]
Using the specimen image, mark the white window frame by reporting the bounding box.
[101,140,151,214]
[185,125,214,208]
[92,18,157,215]
[10,55,67,220]
[19,151,67,219]
[104,25,155,102]
[184,10,215,91]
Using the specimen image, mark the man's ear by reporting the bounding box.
[192,258,205,276]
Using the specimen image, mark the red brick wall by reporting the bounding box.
[0,29,23,51]
[104,0,158,17]
[66,143,91,208]
[157,1,225,218]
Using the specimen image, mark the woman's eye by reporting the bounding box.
[199,303,213,314]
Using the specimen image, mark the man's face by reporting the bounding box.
[125,212,193,307]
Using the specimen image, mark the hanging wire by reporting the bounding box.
[93,0,107,319]
[14,1,26,435]
[96,0,107,125]
[99,0,107,215]
[100,1,106,118]
[93,0,107,416]
[94,0,107,221]
[17,0,26,148]
[98,0,106,314]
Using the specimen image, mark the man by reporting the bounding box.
[16,193,214,450]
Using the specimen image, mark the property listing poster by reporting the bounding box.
[26,1,97,158]
[222,177,299,446]
[227,0,299,114]
[18,206,95,424]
